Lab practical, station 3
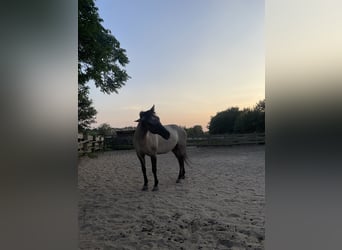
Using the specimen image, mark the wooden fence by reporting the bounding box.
[78,134,104,155]
[187,133,265,147]
[103,135,134,150]
[102,132,264,150]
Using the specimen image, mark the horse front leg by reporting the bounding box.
[151,155,159,191]
[138,153,148,191]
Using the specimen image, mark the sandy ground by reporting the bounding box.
[79,145,265,250]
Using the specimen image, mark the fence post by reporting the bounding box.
[78,133,84,155]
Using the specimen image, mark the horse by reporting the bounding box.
[133,105,188,191]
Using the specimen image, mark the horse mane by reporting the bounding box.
[140,110,157,119]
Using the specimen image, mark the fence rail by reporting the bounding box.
[102,133,264,150]
[187,133,265,146]
[78,134,104,155]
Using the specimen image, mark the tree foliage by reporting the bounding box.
[233,108,258,133]
[78,0,130,131]
[85,123,116,136]
[96,123,115,136]
[78,85,97,131]
[185,125,204,138]
[208,99,265,134]
[208,107,240,134]
[254,99,265,112]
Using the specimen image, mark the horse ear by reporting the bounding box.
[150,105,155,113]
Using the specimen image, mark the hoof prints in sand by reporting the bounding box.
[79,146,265,249]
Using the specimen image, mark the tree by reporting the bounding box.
[96,123,115,136]
[253,99,265,132]
[78,0,130,131]
[78,85,97,131]
[233,108,258,133]
[207,99,265,134]
[254,99,265,112]
[208,107,241,134]
[185,125,204,137]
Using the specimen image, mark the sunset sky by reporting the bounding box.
[89,0,264,130]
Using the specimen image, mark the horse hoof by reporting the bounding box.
[142,185,148,191]
[152,186,159,191]
[176,179,181,183]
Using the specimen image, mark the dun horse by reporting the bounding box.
[133,105,188,191]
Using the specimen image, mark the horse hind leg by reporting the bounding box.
[177,157,185,182]
[179,144,187,178]
[151,155,159,191]
[173,145,185,182]
[179,146,186,179]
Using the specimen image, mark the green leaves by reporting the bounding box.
[78,0,130,130]
[78,84,97,131]
[78,0,130,89]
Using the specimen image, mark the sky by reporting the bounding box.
[89,0,264,130]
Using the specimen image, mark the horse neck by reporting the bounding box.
[135,123,148,139]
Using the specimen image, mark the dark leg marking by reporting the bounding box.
[178,157,185,179]
[138,153,148,191]
[151,155,159,191]
[173,144,186,183]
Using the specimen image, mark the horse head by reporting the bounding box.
[135,105,170,140]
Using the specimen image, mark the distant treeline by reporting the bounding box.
[85,99,265,137]
[208,99,265,135]
[184,99,265,136]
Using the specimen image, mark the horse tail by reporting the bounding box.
[184,156,191,166]
[183,133,193,166]
[183,151,192,166]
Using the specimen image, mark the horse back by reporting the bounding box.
[156,125,186,154]
[134,124,187,156]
